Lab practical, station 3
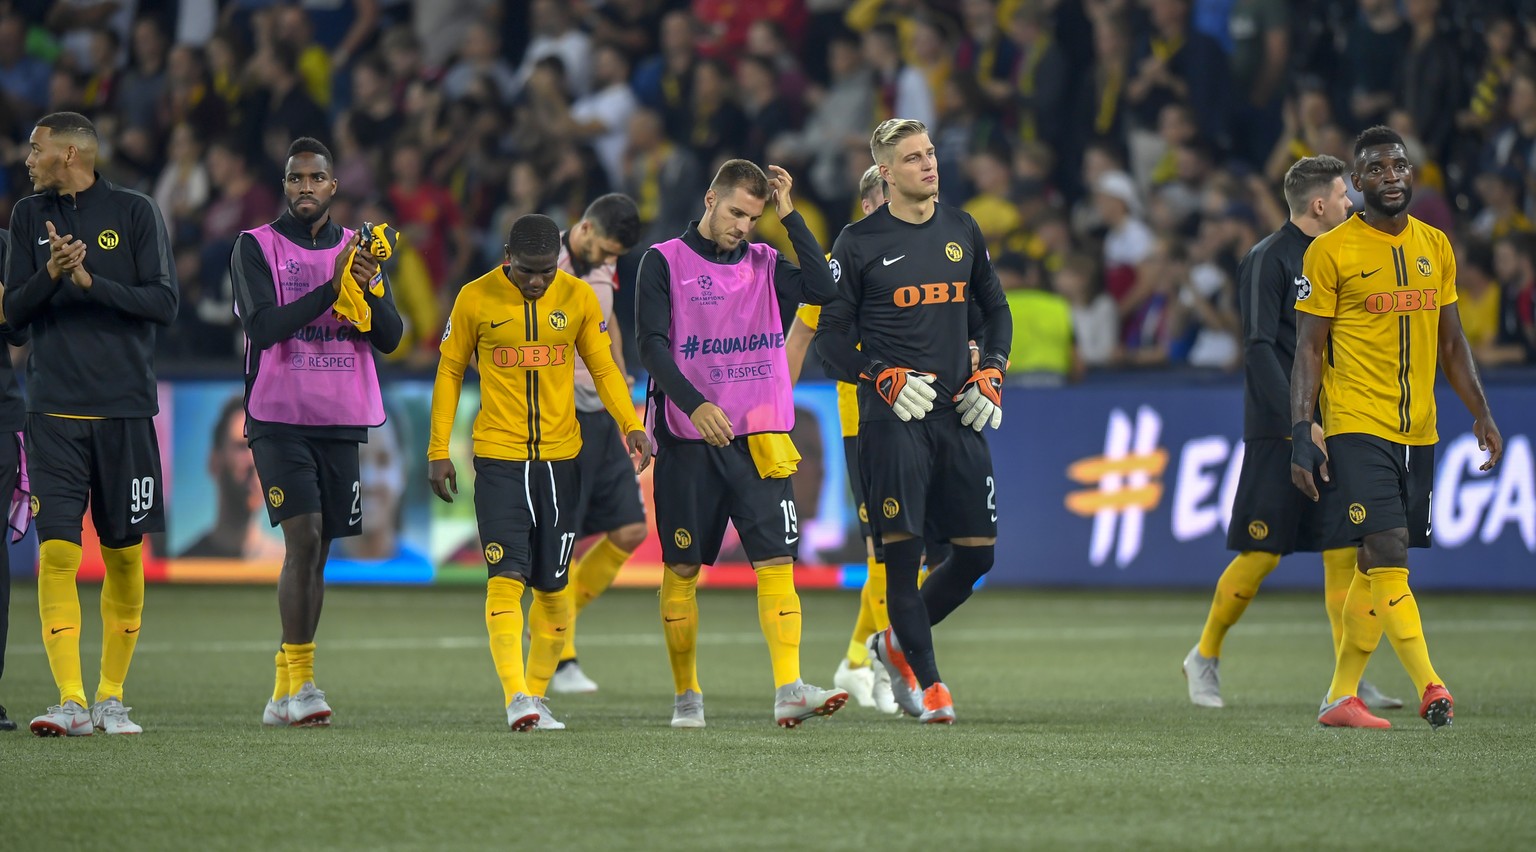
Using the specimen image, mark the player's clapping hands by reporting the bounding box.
[45,221,90,288]
[955,356,1005,432]
[862,360,937,422]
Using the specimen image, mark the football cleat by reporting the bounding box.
[833,658,877,708]
[671,689,705,729]
[1182,645,1223,708]
[288,682,333,727]
[549,660,600,694]
[870,662,900,715]
[1318,695,1392,729]
[533,697,567,731]
[506,693,540,732]
[91,697,143,735]
[773,681,849,728]
[31,700,92,737]
[1358,679,1405,711]
[867,628,922,717]
[263,696,291,727]
[919,682,955,724]
[1419,684,1453,730]
[0,704,15,732]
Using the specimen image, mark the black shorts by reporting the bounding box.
[474,457,580,588]
[1320,433,1434,549]
[859,416,997,544]
[654,440,797,565]
[574,409,645,537]
[250,433,362,539]
[843,435,885,561]
[25,414,164,545]
[1227,438,1344,554]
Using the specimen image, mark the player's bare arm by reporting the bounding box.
[1438,303,1503,471]
[785,316,814,384]
[1289,311,1331,500]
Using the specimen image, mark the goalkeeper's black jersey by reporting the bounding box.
[816,203,1011,422]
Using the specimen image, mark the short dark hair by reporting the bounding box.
[1283,154,1347,215]
[1353,125,1405,161]
[287,136,334,168]
[1498,232,1536,273]
[508,214,562,258]
[710,159,770,199]
[582,193,641,249]
[36,111,97,142]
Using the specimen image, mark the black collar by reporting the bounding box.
[54,172,112,209]
[270,209,344,249]
[679,220,746,263]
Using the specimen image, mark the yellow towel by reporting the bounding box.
[333,222,398,331]
[747,433,800,479]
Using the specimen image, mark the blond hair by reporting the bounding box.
[870,118,928,166]
[858,164,885,204]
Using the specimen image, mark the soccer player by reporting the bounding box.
[0,227,28,733]
[548,193,644,695]
[1293,127,1503,730]
[429,214,651,732]
[4,112,178,736]
[230,137,404,727]
[783,164,898,714]
[636,160,845,728]
[1182,155,1401,711]
[814,119,1013,725]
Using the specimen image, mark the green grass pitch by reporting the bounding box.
[2,584,1533,850]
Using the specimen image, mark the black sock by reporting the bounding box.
[883,537,940,687]
[921,544,993,625]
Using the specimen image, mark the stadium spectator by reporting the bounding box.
[1487,232,1536,366]
[515,0,593,99]
[570,42,640,190]
[863,23,936,130]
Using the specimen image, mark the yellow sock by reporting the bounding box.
[486,576,528,705]
[272,649,290,702]
[1327,570,1382,702]
[1368,567,1441,699]
[283,642,316,695]
[1196,551,1279,658]
[562,536,631,662]
[38,540,86,706]
[755,563,802,688]
[526,587,573,697]
[846,557,881,666]
[868,559,890,632]
[96,543,145,703]
[1322,547,1356,654]
[660,568,700,695]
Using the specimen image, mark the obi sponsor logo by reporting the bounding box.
[1364,289,1438,313]
[491,344,569,368]
[679,333,785,360]
[289,353,358,371]
[708,361,773,383]
[893,281,967,307]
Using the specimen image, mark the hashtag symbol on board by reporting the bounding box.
[680,335,700,359]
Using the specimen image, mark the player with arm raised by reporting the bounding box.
[813,119,1013,725]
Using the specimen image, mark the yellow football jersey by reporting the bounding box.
[429,267,641,462]
[1297,214,1457,445]
[795,302,860,438]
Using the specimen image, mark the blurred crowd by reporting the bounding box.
[1,0,1534,379]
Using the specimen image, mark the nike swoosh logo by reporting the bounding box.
[38,237,49,245]
[664,616,686,623]
[1361,268,1381,278]
[50,626,73,634]
[785,536,799,545]
[778,610,799,617]
[131,513,149,524]
[781,697,808,707]
[1234,593,1253,600]
[555,567,567,578]
[490,610,514,616]
[882,255,905,266]
[554,627,567,632]
[125,627,140,634]
[489,319,513,328]
[1388,594,1411,606]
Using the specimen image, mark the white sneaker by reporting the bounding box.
[263,696,290,726]
[833,658,877,708]
[90,697,143,735]
[870,662,900,715]
[671,689,705,728]
[1358,679,1405,710]
[31,700,92,737]
[506,693,539,732]
[773,680,849,728]
[533,697,567,731]
[1182,645,1223,708]
[550,661,599,694]
[289,682,333,727]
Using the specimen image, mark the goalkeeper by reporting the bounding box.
[230,137,403,727]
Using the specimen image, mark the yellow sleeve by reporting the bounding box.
[575,288,642,435]
[1439,230,1459,307]
[427,288,477,460]
[795,303,822,329]
[1297,236,1340,318]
